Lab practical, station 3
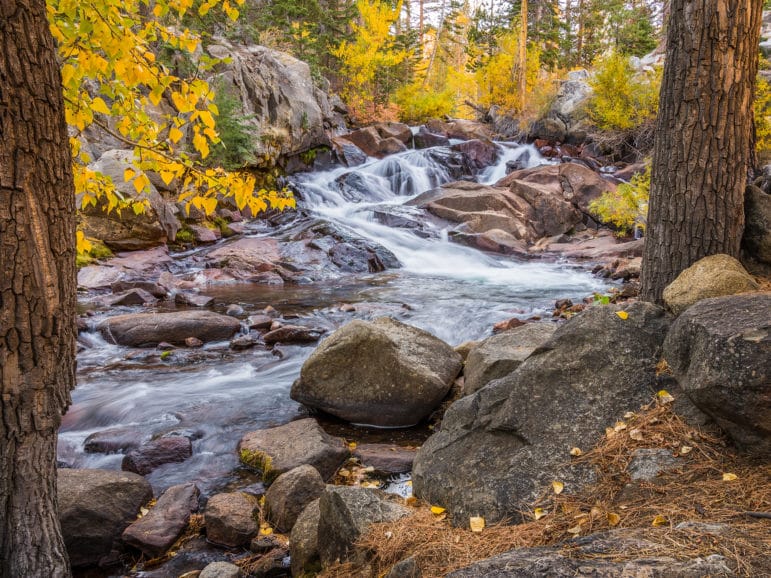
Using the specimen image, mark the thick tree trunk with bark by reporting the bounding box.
[0,0,77,576]
[640,0,763,303]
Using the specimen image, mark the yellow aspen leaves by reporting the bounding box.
[722,473,738,482]
[569,447,583,457]
[533,508,547,520]
[657,390,675,404]
[469,517,485,532]
[552,481,564,495]
[679,446,693,455]
[607,512,621,526]
[615,310,629,320]
[430,506,446,515]
[651,515,667,526]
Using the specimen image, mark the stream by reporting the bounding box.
[58,142,610,496]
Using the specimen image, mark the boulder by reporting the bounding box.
[447,529,732,577]
[529,77,593,144]
[264,464,325,533]
[238,418,349,482]
[317,486,411,566]
[58,469,152,567]
[425,119,493,141]
[450,139,498,170]
[103,288,159,307]
[743,185,771,265]
[122,483,200,558]
[414,127,450,149]
[80,150,180,251]
[290,499,321,577]
[662,254,759,315]
[386,557,421,578]
[262,325,325,345]
[84,426,148,454]
[331,136,368,167]
[343,126,407,158]
[204,492,259,548]
[206,43,344,164]
[495,162,615,215]
[291,317,462,427]
[663,293,771,456]
[413,302,671,524]
[122,436,193,475]
[199,561,241,578]
[353,444,416,475]
[375,121,413,144]
[463,323,557,395]
[99,311,241,347]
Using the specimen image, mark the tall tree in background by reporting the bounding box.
[0,0,76,575]
[518,0,527,108]
[640,0,763,302]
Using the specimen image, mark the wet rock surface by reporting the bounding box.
[122,436,193,475]
[99,310,241,347]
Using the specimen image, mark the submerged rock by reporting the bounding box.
[663,293,771,456]
[122,437,193,475]
[238,418,349,482]
[291,317,462,427]
[58,469,152,567]
[413,302,671,524]
[99,310,241,347]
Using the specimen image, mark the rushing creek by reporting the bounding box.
[58,142,610,496]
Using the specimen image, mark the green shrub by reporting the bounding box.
[589,164,650,236]
[587,52,660,132]
[174,227,195,244]
[205,80,257,170]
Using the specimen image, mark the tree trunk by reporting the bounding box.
[519,0,528,112]
[0,1,77,576]
[640,0,763,303]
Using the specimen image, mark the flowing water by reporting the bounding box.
[59,143,609,496]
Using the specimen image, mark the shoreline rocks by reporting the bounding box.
[99,310,241,347]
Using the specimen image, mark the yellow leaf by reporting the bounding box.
[469,517,485,533]
[607,512,621,526]
[169,127,184,143]
[133,173,150,194]
[615,310,629,320]
[430,506,446,515]
[123,168,136,182]
[76,231,92,254]
[569,447,582,457]
[533,508,547,520]
[160,171,175,186]
[91,97,111,115]
[657,390,675,404]
[651,515,667,527]
[552,481,564,495]
[567,525,582,535]
[629,428,643,441]
[613,421,627,432]
[679,446,693,455]
[259,526,273,536]
[722,473,738,482]
[201,197,217,214]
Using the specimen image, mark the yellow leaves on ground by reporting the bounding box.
[469,517,485,533]
[722,473,738,482]
[607,512,621,526]
[651,514,667,527]
[430,506,446,515]
[679,446,693,455]
[533,508,547,520]
[552,481,564,495]
[569,447,583,457]
[259,522,273,536]
[657,390,675,404]
[615,310,629,320]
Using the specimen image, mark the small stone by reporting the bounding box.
[263,325,325,345]
[340,304,356,312]
[263,305,279,317]
[269,321,282,331]
[226,304,245,317]
[175,292,215,307]
[199,561,241,578]
[157,342,175,351]
[247,315,274,330]
[185,336,204,348]
[104,288,159,307]
[250,535,283,554]
[230,334,261,351]
[492,317,525,333]
[353,444,417,475]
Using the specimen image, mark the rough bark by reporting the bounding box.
[0,0,77,576]
[640,0,763,302]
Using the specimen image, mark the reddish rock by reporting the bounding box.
[493,317,526,333]
[122,483,200,558]
[263,325,325,345]
[122,437,193,475]
[247,314,274,330]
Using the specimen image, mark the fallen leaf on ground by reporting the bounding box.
[469,516,485,532]
[552,481,564,495]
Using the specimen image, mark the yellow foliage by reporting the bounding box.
[589,164,650,235]
[587,51,660,131]
[48,0,291,254]
[394,83,455,124]
[755,73,771,161]
[333,0,409,123]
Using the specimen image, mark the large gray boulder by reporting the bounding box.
[662,254,759,315]
[317,486,411,566]
[264,465,325,533]
[291,317,462,427]
[529,75,593,143]
[207,42,344,165]
[238,418,349,482]
[413,302,671,524]
[99,310,241,347]
[80,149,180,250]
[447,528,732,577]
[663,293,771,456]
[58,469,153,567]
[463,323,557,395]
[122,483,200,558]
